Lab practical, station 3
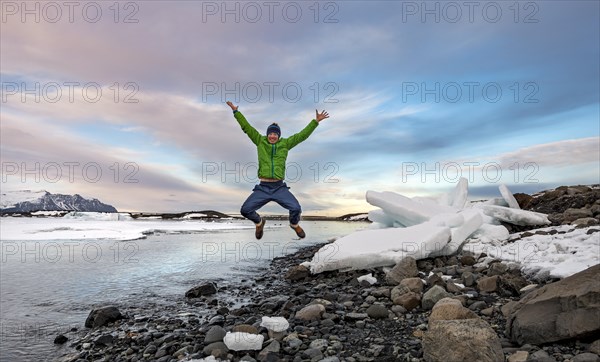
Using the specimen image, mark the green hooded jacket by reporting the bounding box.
[234,110,319,180]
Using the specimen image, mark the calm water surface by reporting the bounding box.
[0,220,367,361]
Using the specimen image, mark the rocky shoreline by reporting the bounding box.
[54,186,600,362]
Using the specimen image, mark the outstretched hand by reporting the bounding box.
[316,109,329,122]
[226,101,238,111]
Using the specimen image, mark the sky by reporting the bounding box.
[1,0,599,215]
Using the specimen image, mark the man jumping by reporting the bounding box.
[226,101,329,239]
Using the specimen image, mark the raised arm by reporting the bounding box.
[227,101,262,145]
[286,109,329,149]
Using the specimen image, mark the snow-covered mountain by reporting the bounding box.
[0,190,117,213]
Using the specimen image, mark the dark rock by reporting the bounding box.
[385,256,418,285]
[399,277,424,293]
[85,306,123,328]
[371,287,391,298]
[54,334,68,344]
[477,276,499,293]
[447,256,459,266]
[285,265,310,281]
[302,348,324,360]
[462,271,477,287]
[500,274,528,297]
[144,345,158,355]
[527,349,556,362]
[446,282,462,293]
[417,259,434,272]
[204,325,226,344]
[185,282,217,298]
[564,208,593,222]
[393,292,421,311]
[460,255,477,266]
[217,306,229,315]
[422,285,450,310]
[203,341,228,356]
[93,334,114,346]
[468,301,487,311]
[488,262,508,276]
[366,304,389,319]
[344,312,368,320]
[427,273,446,288]
[208,315,225,325]
[258,340,281,361]
[514,193,533,209]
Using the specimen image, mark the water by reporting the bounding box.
[0,220,367,361]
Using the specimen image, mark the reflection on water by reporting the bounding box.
[0,220,367,361]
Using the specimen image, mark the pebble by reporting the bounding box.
[56,225,597,362]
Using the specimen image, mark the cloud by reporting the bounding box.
[442,137,600,170]
[494,138,600,168]
[1,1,598,214]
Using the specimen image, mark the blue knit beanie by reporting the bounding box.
[267,123,281,137]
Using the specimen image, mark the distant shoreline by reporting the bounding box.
[0,210,371,222]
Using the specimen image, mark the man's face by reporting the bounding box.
[268,132,279,144]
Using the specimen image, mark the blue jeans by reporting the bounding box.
[240,181,302,225]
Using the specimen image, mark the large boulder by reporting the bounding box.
[428,298,478,323]
[423,298,504,362]
[385,256,418,285]
[185,282,217,298]
[85,306,123,328]
[504,264,600,345]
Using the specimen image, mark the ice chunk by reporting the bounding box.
[469,224,510,243]
[499,184,520,209]
[366,191,456,227]
[223,332,264,351]
[447,177,469,209]
[429,213,464,228]
[367,209,398,227]
[431,210,483,257]
[260,317,289,332]
[63,212,133,221]
[357,273,377,285]
[308,222,451,274]
[480,205,550,226]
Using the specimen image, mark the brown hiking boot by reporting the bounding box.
[255,218,265,239]
[290,224,306,239]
